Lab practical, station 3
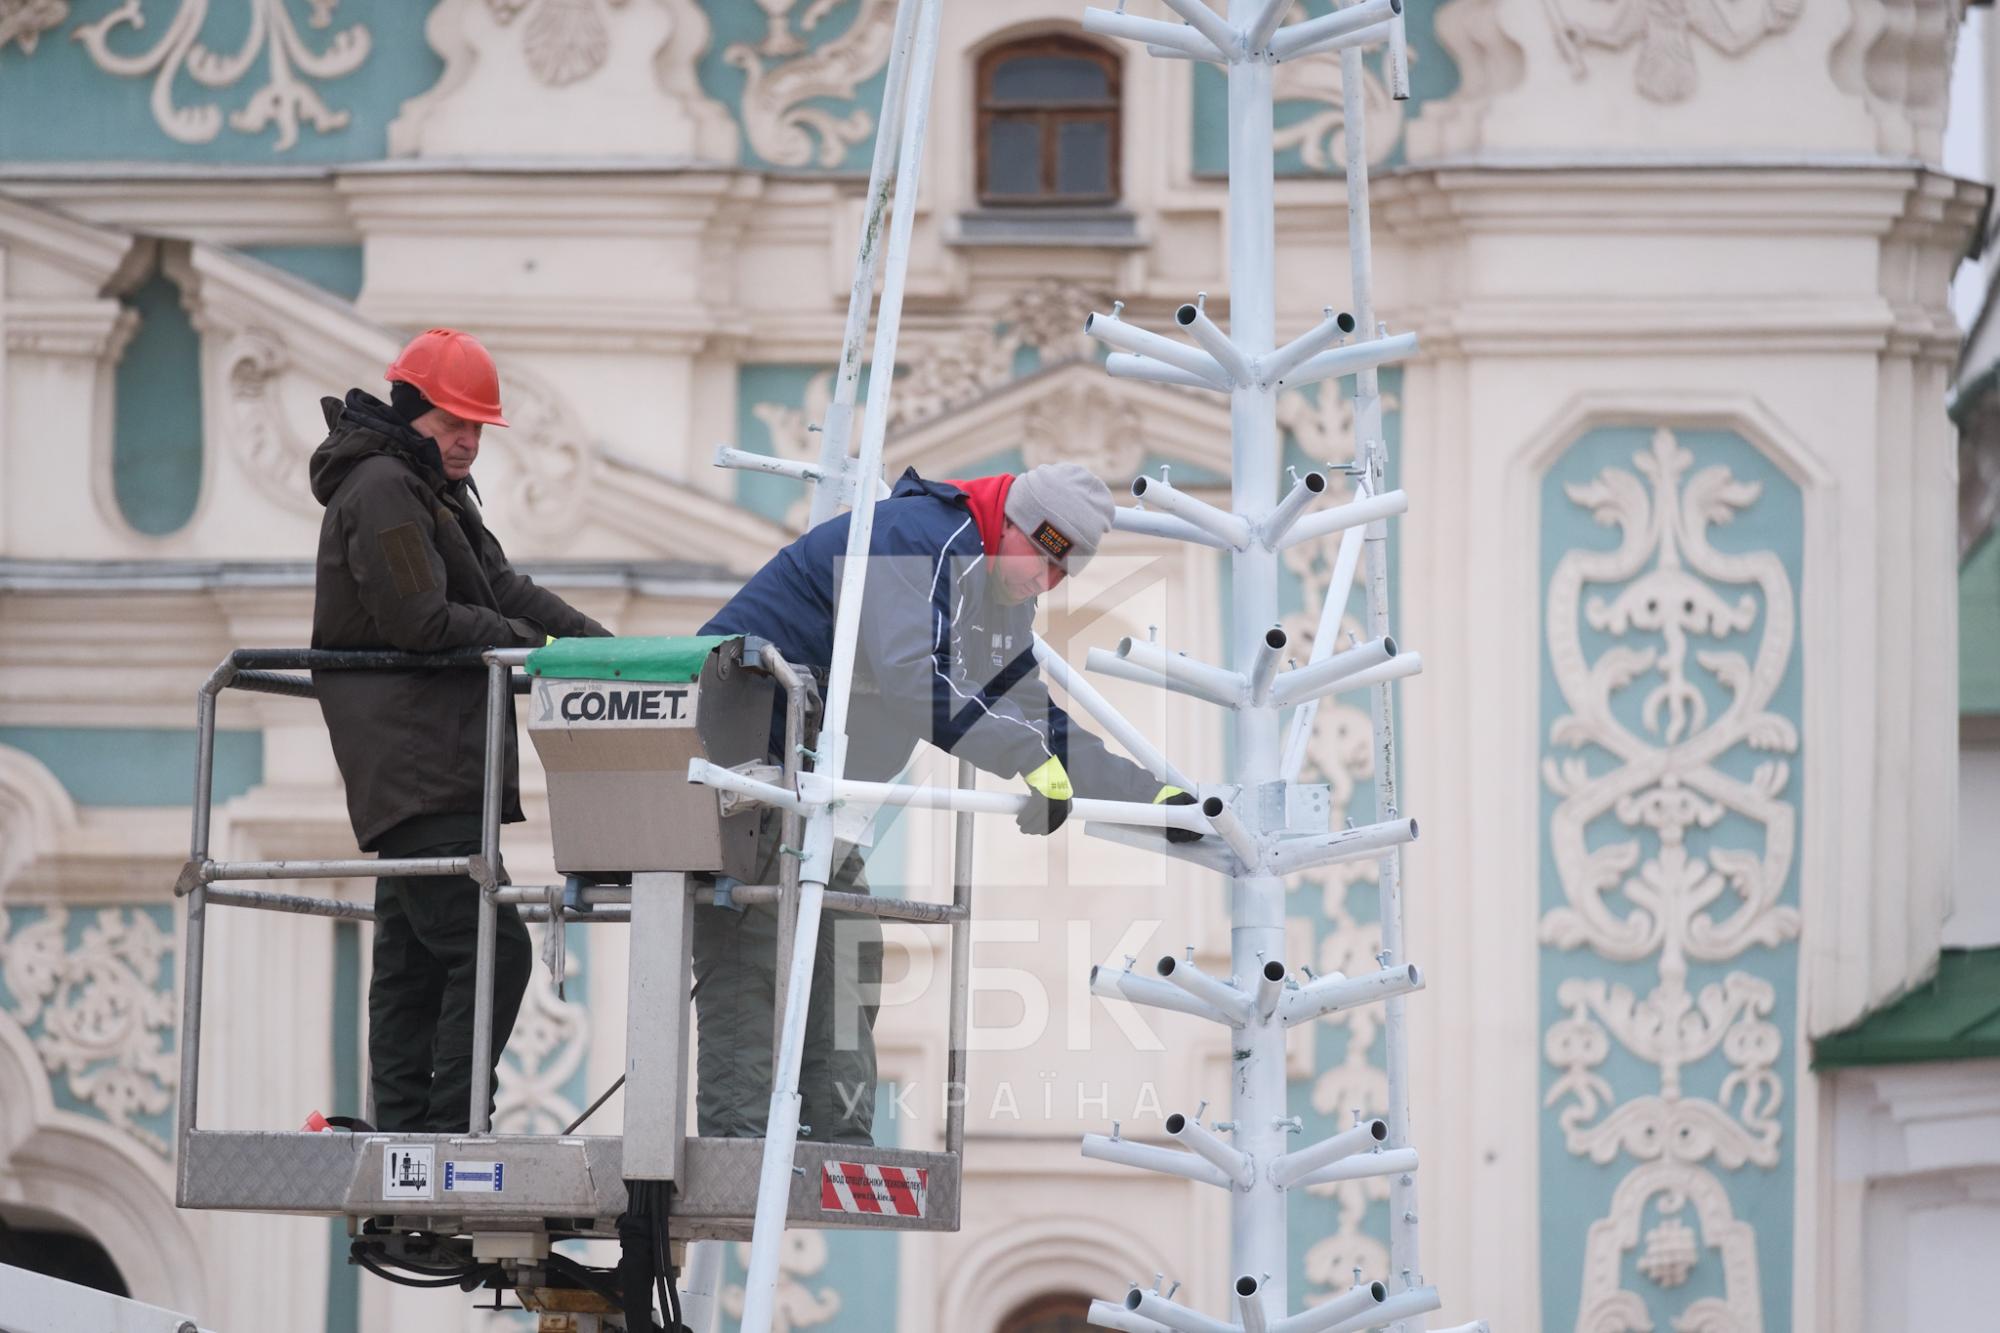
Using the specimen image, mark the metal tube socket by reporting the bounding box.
[1248,626,1288,705]
[1320,1286,1440,1333]
[1165,1112,1253,1189]
[1114,637,1249,707]
[1236,1276,1270,1333]
[1159,0,1243,57]
[1131,474,1252,549]
[1268,636,1397,707]
[1280,961,1424,1027]
[1126,1289,1239,1333]
[1088,1297,1177,1333]
[1202,795,1265,872]
[1295,1145,1418,1187]
[1270,1281,1387,1333]
[1157,953,1256,1027]
[1275,330,1419,387]
[1175,302,1254,384]
[1269,1118,1388,1188]
[1081,1133,1235,1189]
[1085,311,1231,389]
[1279,488,1410,550]
[1261,309,1357,385]
[1112,504,1236,550]
[1266,816,1419,877]
[1258,470,1328,547]
[1105,351,1231,393]
[1082,6,1228,61]
[1091,964,1235,1026]
[1269,0,1401,60]
[1254,959,1287,1020]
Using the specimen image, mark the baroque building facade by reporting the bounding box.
[0,1,1987,1330]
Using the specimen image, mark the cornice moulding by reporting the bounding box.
[0,178,352,247]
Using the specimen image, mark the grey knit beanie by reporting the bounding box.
[1004,462,1116,570]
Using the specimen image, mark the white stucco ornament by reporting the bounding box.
[493,923,590,1134]
[1580,1162,1762,1330]
[1544,0,1802,102]
[0,0,67,54]
[0,907,178,1156]
[727,0,896,167]
[71,0,371,149]
[723,1230,841,1332]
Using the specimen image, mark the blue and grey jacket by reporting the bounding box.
[702,469,1158,802]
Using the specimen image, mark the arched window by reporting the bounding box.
[976,35,1120,206]
[998,1291,1095,1333]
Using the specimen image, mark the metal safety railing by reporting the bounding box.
[173,641,979,1166]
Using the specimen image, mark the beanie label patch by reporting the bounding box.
[1030,520,1073,562]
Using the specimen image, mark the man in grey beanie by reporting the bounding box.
[692,462,1197,1144]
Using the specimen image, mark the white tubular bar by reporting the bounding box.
[1389,7,1410,97]
[1281,509,1369,781]
[1267,636,1397,707]
[1034,634,1195,791]
[1119,636,1250,705]
[1176,301,1254,385]
[1280,961,1423,1027]
[1090,1298,1177,1333]
[713,444,824,483]
[687,758,809,815]
[1261,309,1356,385]
[1157,953,1255,1027]
[1086,310,1232,389]
[1295,1145,1417,1187]
[1106,351,1232,393]
[1160,0,1244,56]
[1283,14,1397,60]
[1268,0,1399,59]
[1258,470,1327,548]
[1432,1324,1492,1333]
[1246,0,1293,51]
[1202,795,1265,869]
[1269,1118,1387,1189]
[1247,627,1287,706]
[1331,650,1423,696]
[1236,1275,1271,1333]
[1253,959,1287,1020]
[1131,474,1252,549]
[1091,963,1236,1026]
[1127,1289,1239,1333]
[813,776,1211,833]
[1270,1282,1387,1333]
[1083,6,1229,61]
[1323,1287,1440,1333]
[1276,330,1419,387]
[1267,816,1418,877]
[1082,1132,1236,1189]
[1113,504,1236,550]
[1278,488,1409,550]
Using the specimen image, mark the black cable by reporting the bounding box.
[351,1247,479,1290]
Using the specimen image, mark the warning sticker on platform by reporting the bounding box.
[819,1161,927,1218]
[444,1160,504,1193]
[382,1144,433,1199]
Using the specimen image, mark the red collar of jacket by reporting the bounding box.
[945,473,1015,557]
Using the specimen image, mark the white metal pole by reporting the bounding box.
[738,1,941,1328]
[1033,634,1197,791]
[1341,30,1423,1322]
[807,0,922,527]
[1222,3,1287,1306]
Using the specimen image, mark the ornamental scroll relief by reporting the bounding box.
[727,0,896,168]
[1542,427,1800,1331]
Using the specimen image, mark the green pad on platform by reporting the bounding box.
[526,635,734,683]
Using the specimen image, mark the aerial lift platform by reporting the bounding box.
[170,635,971,1330]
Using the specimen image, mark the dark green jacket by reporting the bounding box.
[309,389,608,851]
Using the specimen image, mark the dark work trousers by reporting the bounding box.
[369,818,532,1133]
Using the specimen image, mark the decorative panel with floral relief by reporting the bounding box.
[1539,426,1801,1332]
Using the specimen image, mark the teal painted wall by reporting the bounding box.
[113,269,205,537]
[1539,426,1801,1330]
[0,2,441,161]
[1962,531,2000,714]
[240,244,366,302]
[0,727,263,807]
[697,0,888,173]
[1192,0,1460,177]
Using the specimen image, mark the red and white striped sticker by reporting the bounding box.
[819,1161,928,1218]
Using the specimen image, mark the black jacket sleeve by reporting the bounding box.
[479,524,612,639]
[337,467,543,652]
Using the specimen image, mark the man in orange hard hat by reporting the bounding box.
[309,328,610,1133]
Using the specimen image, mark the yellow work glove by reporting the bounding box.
[1018,756,1073,836]
[1154,784,1203,844]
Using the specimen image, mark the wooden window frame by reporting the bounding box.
[976,34,1122,208]
[997,1291,1096,1333]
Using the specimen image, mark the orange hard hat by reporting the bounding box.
[385,328,508,427]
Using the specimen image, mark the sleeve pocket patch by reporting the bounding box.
[379,522,437,600]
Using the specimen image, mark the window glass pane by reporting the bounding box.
[986,117,1044,197]
[990,54,1110,104]
[1055,118,1111,197]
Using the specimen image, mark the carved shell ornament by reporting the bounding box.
[1542,0,1803,102]
[485,0,631,88]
